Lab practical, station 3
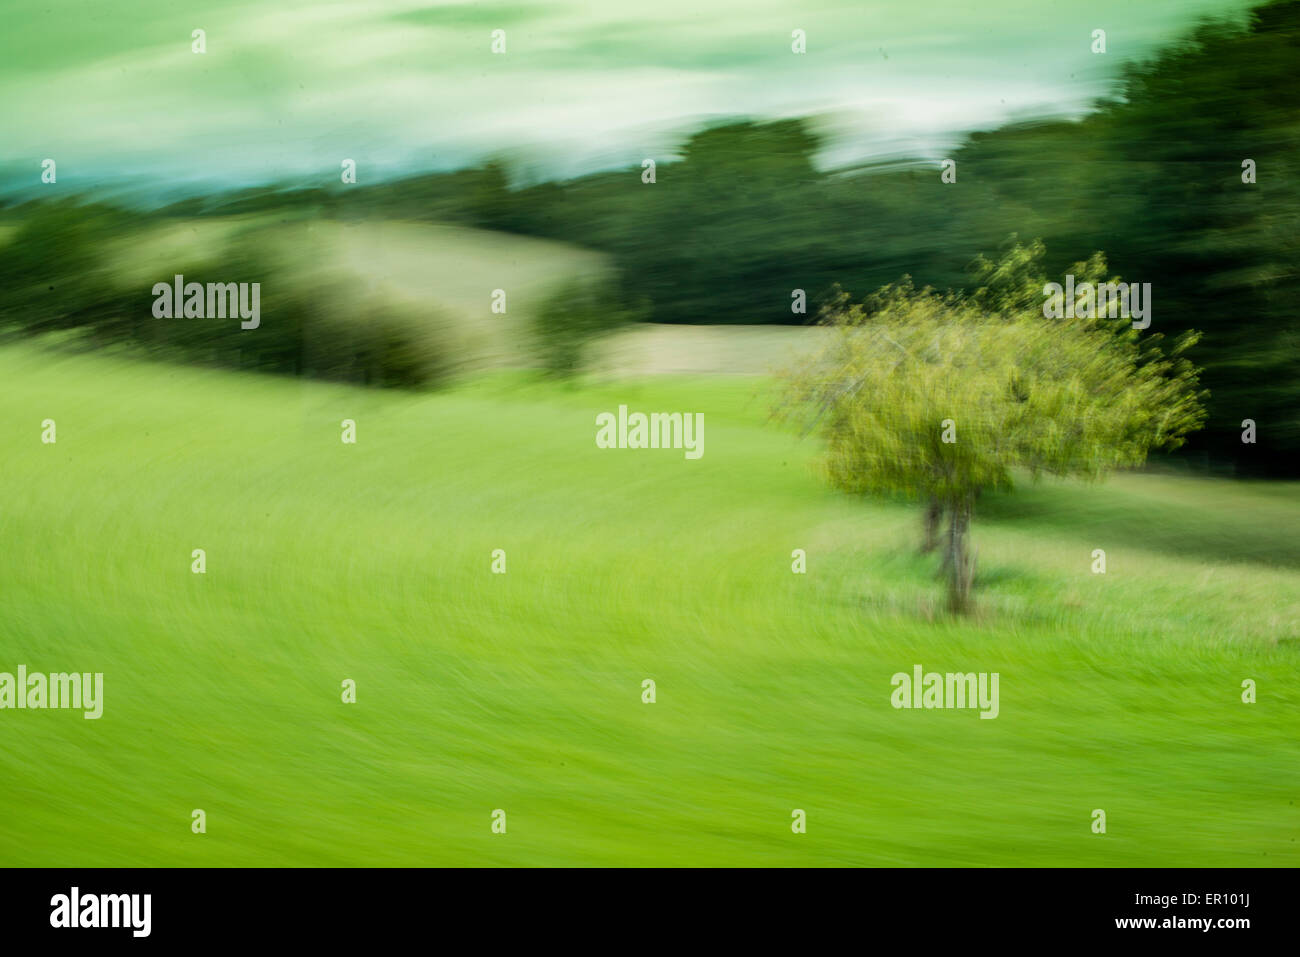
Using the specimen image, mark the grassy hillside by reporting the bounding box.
[1,341,1297,866]
[100,216,610,371]
[2,210,827,376]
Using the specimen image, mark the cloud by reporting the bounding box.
[0,0,1257,189]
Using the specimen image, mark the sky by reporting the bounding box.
[0,0,1257,193]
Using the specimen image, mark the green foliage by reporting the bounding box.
[782,243,1205,498]
[0,215,450,389]
[0,201,132,336]
[332,300,451,389]
[777,242,1206,609]
[951,1,1300,470]
[530,275,641,377]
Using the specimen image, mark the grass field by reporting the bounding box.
[1,340,1298,866]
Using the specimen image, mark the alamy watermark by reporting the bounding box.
[1043,275,1150,329]
[596,405,704,459]
[152,274,260,329]
[890,664,999,719]
[0,666,103,718]
[50,887,150,937]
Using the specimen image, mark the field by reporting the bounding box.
[1,339,1297,866]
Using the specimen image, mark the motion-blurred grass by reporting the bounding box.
[0,341,1296,866]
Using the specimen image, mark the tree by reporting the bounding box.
[953,1,1300,472]
[530,274,642,378]
[0,201,131,336]
[776,242,1205,612]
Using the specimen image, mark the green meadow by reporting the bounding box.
[1,339,1297,867]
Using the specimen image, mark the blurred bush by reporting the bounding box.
[0,214,450,389]
[530,274,644,378]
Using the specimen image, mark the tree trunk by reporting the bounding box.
[921,498,943,553]
[945,494,975,614]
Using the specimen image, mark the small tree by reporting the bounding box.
[530,274,642,378]
[777,242,1205,612]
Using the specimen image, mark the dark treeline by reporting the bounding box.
[2,0,1297,473]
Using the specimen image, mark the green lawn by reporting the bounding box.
[1,341,1297,866]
